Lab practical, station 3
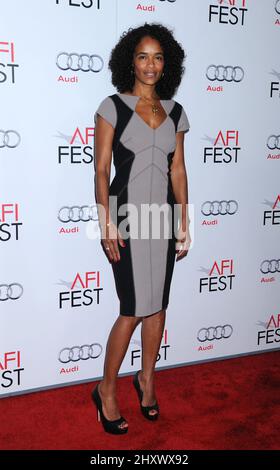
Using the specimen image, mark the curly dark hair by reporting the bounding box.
[108,22,186,100]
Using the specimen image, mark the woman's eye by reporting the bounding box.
[137,55,163,61]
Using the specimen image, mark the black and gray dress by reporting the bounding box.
[94,93,190,317]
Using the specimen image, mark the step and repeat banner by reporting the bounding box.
[1,0,279,398]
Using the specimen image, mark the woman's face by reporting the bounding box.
[132,36,164,87]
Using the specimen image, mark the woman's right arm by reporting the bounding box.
[94,115,124,263]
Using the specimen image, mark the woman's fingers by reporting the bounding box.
[175,238,191,262]
[103,239,119,262]
[104,225,191,263]
[176,249,188,262]
[102,239,113,262]
[117,229,126,248]
[102,227,126,263]
[111,239,120,262]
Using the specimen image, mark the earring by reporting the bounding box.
[131,66,134,75]
[161,72,165,78]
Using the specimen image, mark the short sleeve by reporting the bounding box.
[177,105,190,133]
[94,96,117,129]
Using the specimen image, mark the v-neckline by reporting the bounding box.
[117,93,169,131]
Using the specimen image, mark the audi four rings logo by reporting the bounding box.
[56,53,104,72]
[267,135,280,150]
[58,205,99,223]
[276,0,280,15]
[197,325,233,342]
[201,200,238,216]
[206,65,245,82]
[0,283,24,301]
[0,130,21,148]
[58,344,103,363]
[260,259,280,274]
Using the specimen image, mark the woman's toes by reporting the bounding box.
[120,421,128,429]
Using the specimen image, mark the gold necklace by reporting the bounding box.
[139,95,160,115]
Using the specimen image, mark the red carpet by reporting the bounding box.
[1,350,280,450]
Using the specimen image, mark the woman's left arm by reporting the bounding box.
[170,131,191,260]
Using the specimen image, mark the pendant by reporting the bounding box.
[152,104,159,115]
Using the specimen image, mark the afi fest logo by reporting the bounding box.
[0,204,22,242]
[58,272,103,308]
[56,127,94,165]
[0,351,24,389]
[0,41,18,84]
[130,329,170,366]
[263,195,280,226]
[270,69,280,98]
[209,0,248,25]
[55,0,101,9]
[257,313,280,346]
[199,259,235,293]
[203,129,241,164]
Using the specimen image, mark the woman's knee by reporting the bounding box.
[142,309,166,322]
[118,314,142,327]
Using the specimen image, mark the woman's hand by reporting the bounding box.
[176,223,191,262]
[101,221,126,263]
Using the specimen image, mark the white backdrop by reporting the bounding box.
[1,0,280,398]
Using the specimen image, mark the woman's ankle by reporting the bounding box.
[139,370,154,385]
[99,378,117,396]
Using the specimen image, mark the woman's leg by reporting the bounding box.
[98,314,142,427]
[138,309,166,416]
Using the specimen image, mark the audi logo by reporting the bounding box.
[56,52,104,72]
[276,0,280,15]
[197,325,233,342]
[0,283,24,301]
[267,135,280,150]
[206,65,244,82]
[59,344,103,363]
[0,130,21,148]
[58,205,99,223]
[260,259,280,274]
[201,200,238,216]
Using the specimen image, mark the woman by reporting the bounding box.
[92,22,191,434]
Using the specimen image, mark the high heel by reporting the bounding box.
[91,383,128,434]
[133,370,159,421]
